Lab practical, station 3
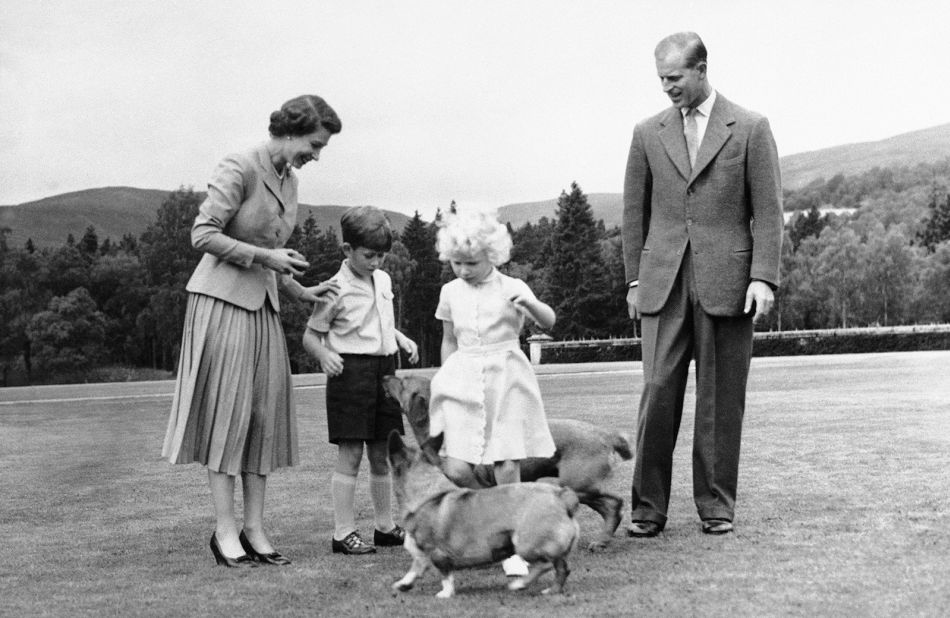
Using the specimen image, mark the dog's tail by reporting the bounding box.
[612,433,634,461]
[557,487,581,517]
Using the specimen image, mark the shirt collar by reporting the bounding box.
[340,260,365,283]
[340,259,384,289]
[682,89,716,118]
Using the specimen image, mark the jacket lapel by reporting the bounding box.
[257,146,288,212]
[658,108,691,181]
[689,95,735,183]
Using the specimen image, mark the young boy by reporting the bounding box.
[303,206,419,555]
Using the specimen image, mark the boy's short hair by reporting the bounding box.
[340,206,394,252]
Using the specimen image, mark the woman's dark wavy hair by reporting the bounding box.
[268,95,342,137]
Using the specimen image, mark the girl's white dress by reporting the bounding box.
[430,269,556,464]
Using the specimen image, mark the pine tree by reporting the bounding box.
[546,182,614,339]
[139,187,203,287]
[137,187,203,369]
[310,226,343,283]
[291,213,342,287]
[385,240,415,367]
[918,191,950,252]
[788,205,829,251]
[400,211,441,365]
[79,225,99,256]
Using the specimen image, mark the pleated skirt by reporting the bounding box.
[162,293,298,475]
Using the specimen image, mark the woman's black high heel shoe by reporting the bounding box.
[239,530,292,565]
[210,533,258,568]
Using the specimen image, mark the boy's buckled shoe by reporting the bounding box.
[332,531,376,555]
[373,525,406,546]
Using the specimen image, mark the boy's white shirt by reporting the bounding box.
[306,260,398,355]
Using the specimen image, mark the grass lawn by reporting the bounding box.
[1,351,948,617]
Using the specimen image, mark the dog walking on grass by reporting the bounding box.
[387,430,580,598]
[383,374,634,550]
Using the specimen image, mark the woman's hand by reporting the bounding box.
[257,247,310,276]
[299,280,340,303]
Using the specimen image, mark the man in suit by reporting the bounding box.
[621,32,783,536]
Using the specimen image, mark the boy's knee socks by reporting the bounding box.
[370,473,395,532]
[331,471,358,540]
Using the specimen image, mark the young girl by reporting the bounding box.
[430,211,556,575]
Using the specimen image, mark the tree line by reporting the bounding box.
[2,160,950,385]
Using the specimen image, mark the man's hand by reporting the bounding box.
[744,280,774,324]
[626,286,640,320]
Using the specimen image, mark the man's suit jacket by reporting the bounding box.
[186,145,299,312]
[621,94,783,317]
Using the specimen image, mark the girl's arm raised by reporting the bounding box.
[510,294,556,330]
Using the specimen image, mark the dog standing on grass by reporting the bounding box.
[386,430,580,598]
[383,374,634,550]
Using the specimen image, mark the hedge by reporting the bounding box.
[532,326,950,364]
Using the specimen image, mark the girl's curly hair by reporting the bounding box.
[436,210,512,266]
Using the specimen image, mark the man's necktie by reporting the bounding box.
[684,108,699,169]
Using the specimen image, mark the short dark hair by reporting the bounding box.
[269,95,342,137]
[655,32,707,69]
[340,206,393,252]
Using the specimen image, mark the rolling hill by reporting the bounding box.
[779,122,950,190]
[496,122,950,229]
[0,187,410,249]
[3,122,948,247]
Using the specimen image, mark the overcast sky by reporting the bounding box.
[2,0,948,218]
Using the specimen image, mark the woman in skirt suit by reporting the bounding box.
[162,95,341,567]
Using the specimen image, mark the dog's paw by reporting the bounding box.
[507,578,527,591]
[541,585,565,595]
[392,580,414,592]
[435,589,454,599]
[586,540,608,552]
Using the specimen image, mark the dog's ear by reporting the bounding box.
[407,394,431,444]
[382,375,401,400]
[387,430,409,466]
[420,432,444,466]
[408,393,430,424]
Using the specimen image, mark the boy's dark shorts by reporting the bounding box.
[325,353,404,444]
